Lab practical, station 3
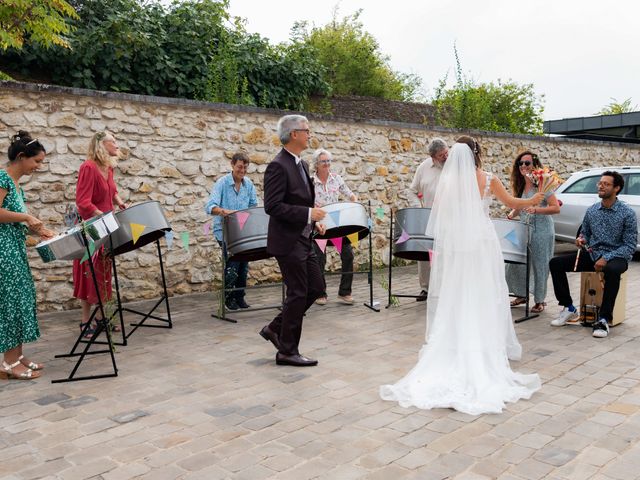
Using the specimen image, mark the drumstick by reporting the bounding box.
[573,248,581,272]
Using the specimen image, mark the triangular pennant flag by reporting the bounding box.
[375,207,384,220]
[203,222,211,235]
[504,229,520,248]
[328,210,341,227]
[367,217,373,229]
[80,239,96,263]
[164,231,174,249]
[346,232,359,248]
[130,223,146,245]
[330,237,343,254]
[236,211,250,230]
[428,249,435,262]
[181,231,190,252]
[314,238,328,253]
[395,228,410,244]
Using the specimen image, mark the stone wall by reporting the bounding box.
[1,81,639,312]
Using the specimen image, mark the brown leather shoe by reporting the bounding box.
[276,353,318,367]
[259,325,280,350]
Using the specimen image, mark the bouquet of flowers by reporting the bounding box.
[526,167,563,194]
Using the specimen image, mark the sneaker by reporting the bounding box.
[338,295,354,305]
[225,298,239,311]
[550,307,578,327]
[236,299,251,309]
[592,319,610,338]
[315,297,327,306]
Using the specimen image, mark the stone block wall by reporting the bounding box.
[1,81,639,312]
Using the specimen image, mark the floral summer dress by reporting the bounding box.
[0,169,39,353]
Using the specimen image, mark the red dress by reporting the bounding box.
[72,160,118,304]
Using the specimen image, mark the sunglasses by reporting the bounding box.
[518,160,532,167]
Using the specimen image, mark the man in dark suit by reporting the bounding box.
[259,115,327,366]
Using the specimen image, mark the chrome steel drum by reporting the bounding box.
[314,202,370,240]
[393,208,433,261]
[492,219,528,264]
[223,207,270,262]
[35,211,120,262]
[108,201,172,256]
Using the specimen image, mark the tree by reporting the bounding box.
[597,98,637,115]
[432,46,545,135]
[293,9,422,101]
[0,0,78,50]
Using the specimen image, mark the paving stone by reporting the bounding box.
[109,409,149,424]
[33,393,71,405]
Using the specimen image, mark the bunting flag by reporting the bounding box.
[367,217,373,229]
[330,237,343,254]
[375,207,384,220]
[236,211,250,230]
[504,229,520,248]
[203,222,211,235]
[181,231,190,251]
[395,228,410,244]
[165,231,174,249]
[130,223,146,245]
[80,239,96,263]
[328,210,341,227]
[346,232,359,248]
[428,249,435,263]
[314,238,328,253]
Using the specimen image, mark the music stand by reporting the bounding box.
[506,219,538,323]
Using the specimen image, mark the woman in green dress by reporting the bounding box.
[505,151,561,313]
[0,131,54,380]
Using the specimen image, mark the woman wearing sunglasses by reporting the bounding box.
[506,151,560,313]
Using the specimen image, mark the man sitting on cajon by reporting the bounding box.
[549,171,637,338]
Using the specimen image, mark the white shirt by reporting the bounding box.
[409,157,444,208]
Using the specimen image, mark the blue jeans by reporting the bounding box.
[218,241,248,301]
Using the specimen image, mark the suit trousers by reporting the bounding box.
[549,251,628,322]
[269,236,325,355]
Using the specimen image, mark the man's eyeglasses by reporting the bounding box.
[518,160,532,167]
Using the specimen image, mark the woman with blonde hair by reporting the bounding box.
[72,131,127,336]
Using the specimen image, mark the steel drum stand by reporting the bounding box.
[110,238,173,340]
[513,222,539,323]
[362,200,379,311]
[211,243,285,323]
[52,230,118,383]
[385,209,427,308]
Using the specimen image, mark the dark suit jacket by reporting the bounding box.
[264,148,315,256]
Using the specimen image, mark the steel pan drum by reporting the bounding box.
[108,201,172,256]
[314,202,370,240]
[392,207,433,261]
[492,219,528,264]
[35,211,120,263]
[223,206,270,262]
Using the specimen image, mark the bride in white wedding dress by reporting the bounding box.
[380,136,545,415]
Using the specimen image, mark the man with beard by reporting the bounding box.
[549,171,637,338]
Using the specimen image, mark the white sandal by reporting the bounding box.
[1,360,40,380]
[18,355,44,371]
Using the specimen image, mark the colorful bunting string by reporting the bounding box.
[203,222,211,235]
[346,232,359,248]
[330,237,343,254]
[236,211,250,231]
[314,238,328,253]
[164,231,174,249]
[395,228,410,244]
[375,207,384,220]
[328,210,341,227]
[130,223,146,245]
[181,231,190,252]
[80,239,96,263]
[504,229,520,248]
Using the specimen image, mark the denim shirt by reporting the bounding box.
[204,173,258,241]
[582,199,637,262]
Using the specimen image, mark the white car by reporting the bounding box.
[553,166,640,252]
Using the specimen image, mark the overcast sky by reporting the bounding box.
[227,0,638,120]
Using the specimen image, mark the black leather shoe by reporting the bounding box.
[276,353,318,367]
[237,299,251,309]
[259,325,280,350]
[416,290,428,302]
[225,298,239,310]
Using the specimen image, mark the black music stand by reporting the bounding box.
[53,230,118,383]
[110,237,173,342]
[511,221,538,323]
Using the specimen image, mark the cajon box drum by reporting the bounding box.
[579,272,627,326]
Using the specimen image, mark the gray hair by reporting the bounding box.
[427,137,448,157]
[277,114,309,145]
[312,148,332,165]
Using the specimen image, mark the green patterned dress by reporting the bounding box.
[0,169,39,353]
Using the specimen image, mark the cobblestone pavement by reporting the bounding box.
[2,247,640,479]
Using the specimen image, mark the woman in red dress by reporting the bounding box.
[73,131,127,334]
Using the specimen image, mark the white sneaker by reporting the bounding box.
[592,320,610,338]
[550,307,578,327]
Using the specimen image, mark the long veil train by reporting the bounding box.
[380,143,540,415]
